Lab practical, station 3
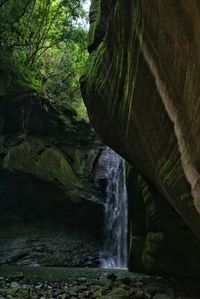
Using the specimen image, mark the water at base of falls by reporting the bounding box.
[95,147,128,269]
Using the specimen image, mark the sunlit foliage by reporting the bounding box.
[0,0,89,117]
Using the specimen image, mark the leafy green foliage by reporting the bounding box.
[0,0,89,118]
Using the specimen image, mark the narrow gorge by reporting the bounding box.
[0,0,200,298]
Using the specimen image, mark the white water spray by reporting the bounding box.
[95,147,128,269]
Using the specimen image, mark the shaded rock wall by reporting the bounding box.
[0,94,104,224]
[0,62,105,267]
[81,0,200,275]
[127,166,200,276]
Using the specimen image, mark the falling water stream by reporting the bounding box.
[95,147,128,269]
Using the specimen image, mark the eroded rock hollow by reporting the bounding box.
[0,60,107,267]
[81,0,200,276]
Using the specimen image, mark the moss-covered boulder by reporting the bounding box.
[2,142,79,192]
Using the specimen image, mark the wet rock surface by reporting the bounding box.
[0,267,198,299]
[0,224,100,268]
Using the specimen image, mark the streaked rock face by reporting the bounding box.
[81,0,200,275]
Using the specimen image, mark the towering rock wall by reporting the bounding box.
[81,0,200,275]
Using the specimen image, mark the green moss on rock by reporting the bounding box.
[3,142,78,191]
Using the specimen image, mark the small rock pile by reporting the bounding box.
[0,271,196,299]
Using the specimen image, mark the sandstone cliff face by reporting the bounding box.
[81,0,200,275]
[0,62,104,267]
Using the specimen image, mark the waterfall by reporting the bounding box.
[95,147,128,269]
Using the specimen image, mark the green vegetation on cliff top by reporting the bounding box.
[0,0,89,118]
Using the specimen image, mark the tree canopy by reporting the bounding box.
[0,0,89,118]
